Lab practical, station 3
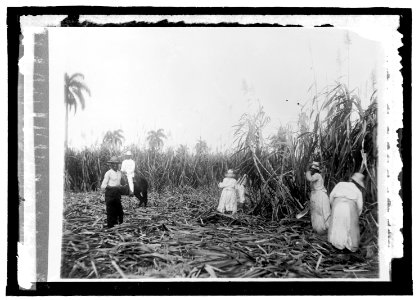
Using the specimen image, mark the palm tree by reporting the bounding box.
[102,129,125,153]
[64,72,91,149]
[147,129,167,152]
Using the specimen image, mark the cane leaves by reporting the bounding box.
[62,189,378,279]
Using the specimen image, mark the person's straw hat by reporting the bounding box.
[107,156,120,164]
[125,150,132,156]
[310,161,320,171]
[351,172,365,188]
[225,169,235,178]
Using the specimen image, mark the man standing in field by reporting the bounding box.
[121,150,135,197]
[101,156,124,228]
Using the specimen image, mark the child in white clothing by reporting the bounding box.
[217,169,238,215]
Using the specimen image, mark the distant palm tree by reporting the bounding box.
[64,72,91,149]
[103,129,125,152]
[147,129,167,152]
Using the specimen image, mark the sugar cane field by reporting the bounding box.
[61,82,379,279]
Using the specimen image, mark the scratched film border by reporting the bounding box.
[7,6,412,296]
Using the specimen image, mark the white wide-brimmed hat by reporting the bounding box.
[125,150,132,156]
[225,169,236,178]
[351,172,365,188]
[310,161,320,171]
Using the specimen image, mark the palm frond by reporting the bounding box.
[69,73,85,82]
[71,87,86,110]
[69,81,91,97]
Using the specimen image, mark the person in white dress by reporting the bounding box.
[328,170,366,252]
[217,169,238,215]
[306,162,331,234]
[121,150,135,196]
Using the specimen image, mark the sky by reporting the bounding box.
[49,26,382,152]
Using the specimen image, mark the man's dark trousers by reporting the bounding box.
[105,186,124,228]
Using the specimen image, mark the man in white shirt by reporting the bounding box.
[121,150,136,196]
[101,156,123,228]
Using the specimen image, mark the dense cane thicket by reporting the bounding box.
[65,146,237,193]
[65,82,377,228]
[233,83,377,221]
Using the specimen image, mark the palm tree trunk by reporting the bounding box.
[65,103,68,149]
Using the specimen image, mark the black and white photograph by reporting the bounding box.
[9,6,412,296]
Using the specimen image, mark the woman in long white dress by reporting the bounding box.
[217,169,238,215]
[328,172,365,252]
[306,162,331,234]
